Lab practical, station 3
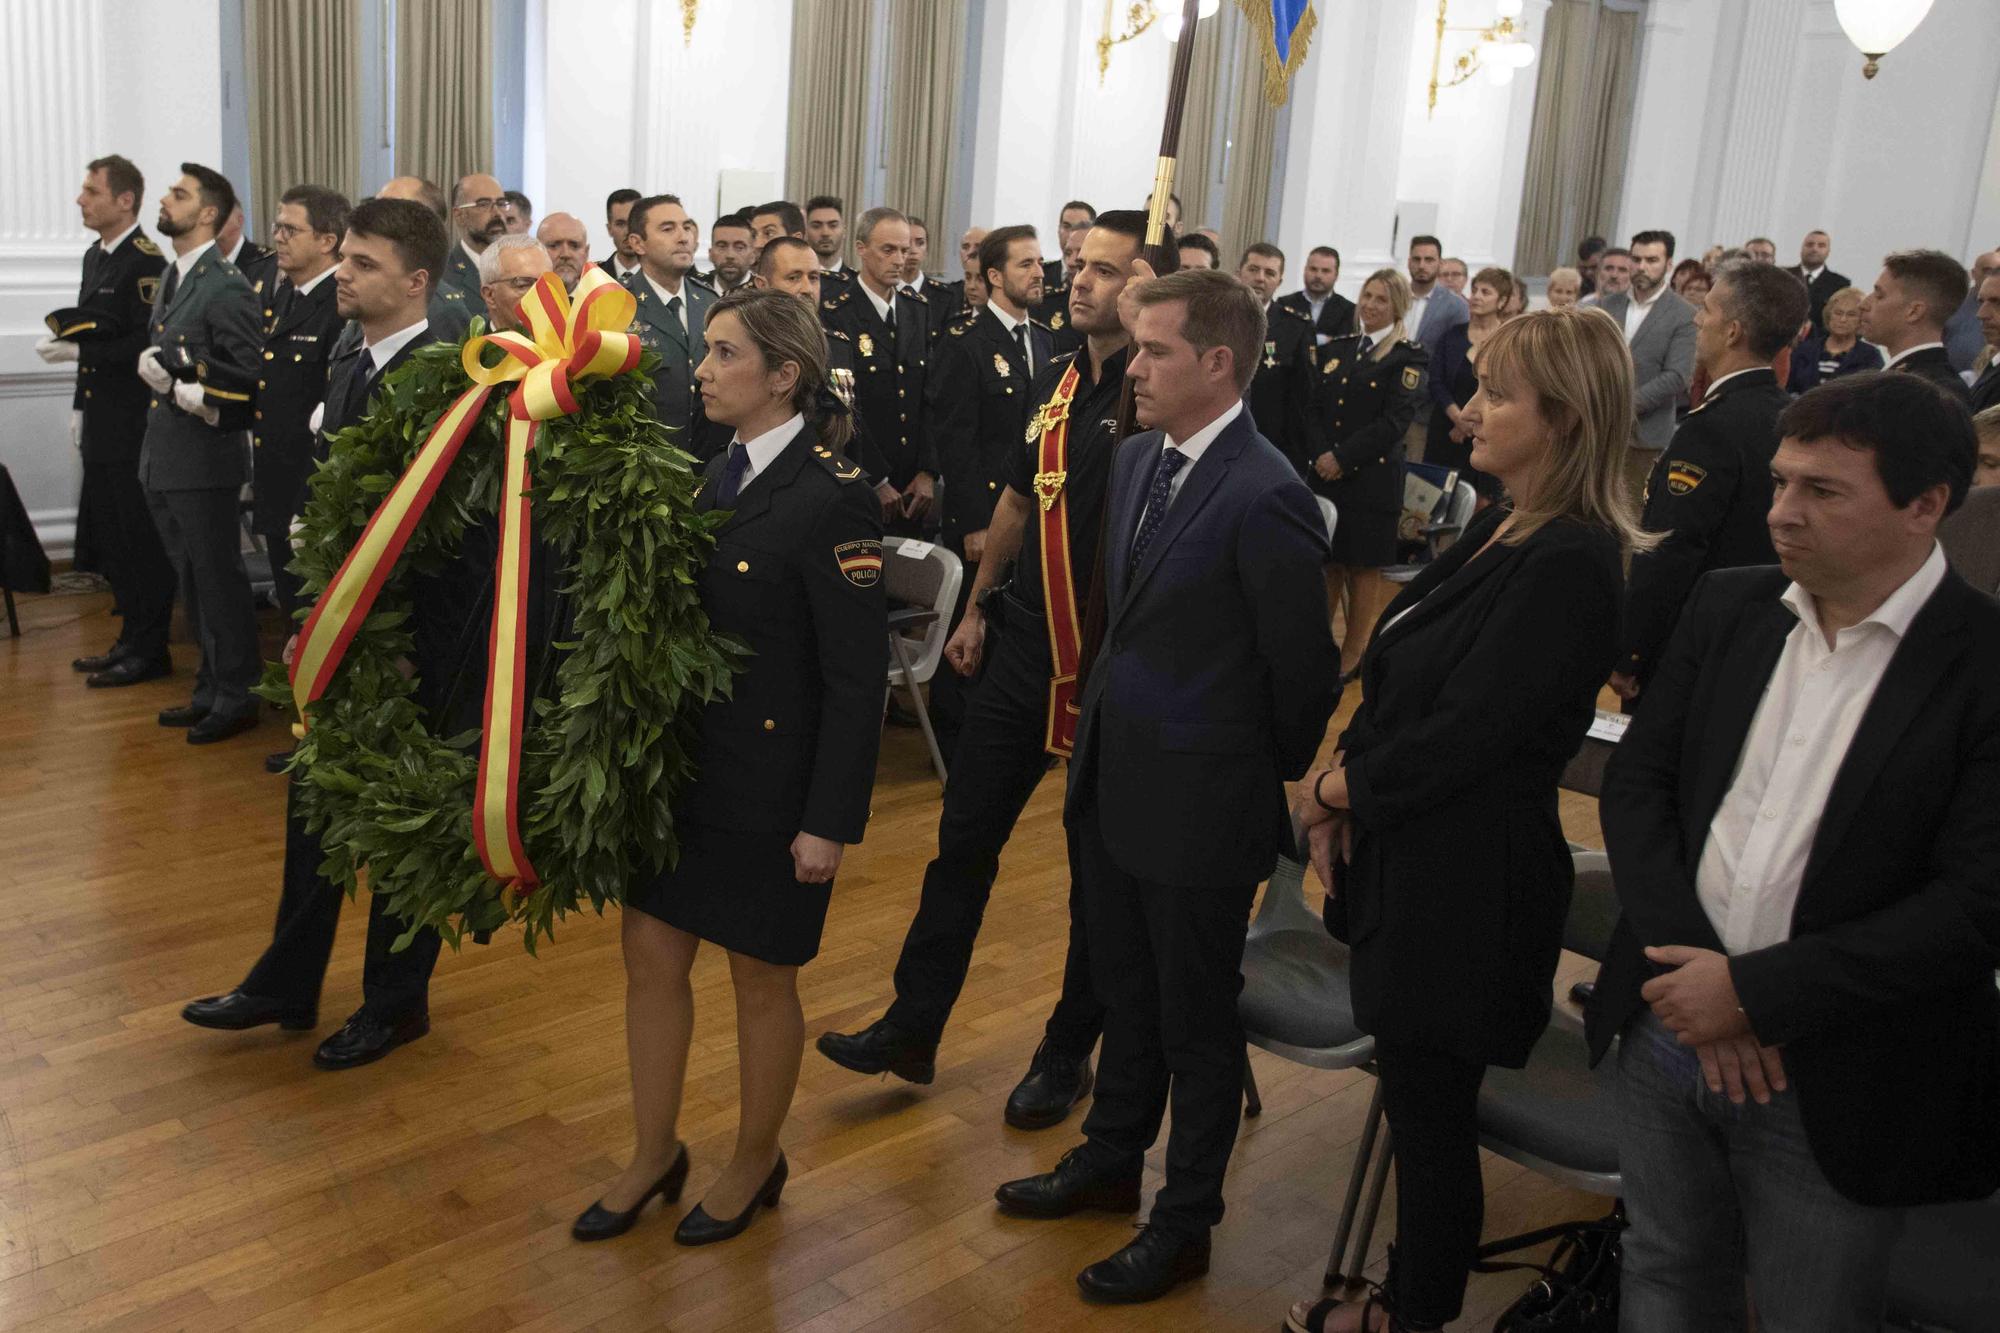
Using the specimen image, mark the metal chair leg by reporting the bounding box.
[889,635,948,789]
[1325,1079,1387,1287]
[2,582,17,637]
[1350,1123,1396,1279]
[1243,1047,1263,1118]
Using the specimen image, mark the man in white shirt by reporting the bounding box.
[1860,248,1973,405]
[1591,372,2000,1331]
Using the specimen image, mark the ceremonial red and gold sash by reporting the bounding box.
[1029,361,1084,757]
[288,267,640,898]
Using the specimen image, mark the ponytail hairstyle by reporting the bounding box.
[706,288,854,456]
[1358,268,1412,360]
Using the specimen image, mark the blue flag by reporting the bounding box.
[1240,0,1318,105]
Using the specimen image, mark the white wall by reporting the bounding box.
[0,0,224,557]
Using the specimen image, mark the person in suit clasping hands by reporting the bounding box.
[573,290,886,1249]
[1286,309,1647,1333]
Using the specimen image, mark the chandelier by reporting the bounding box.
[1427,0,1536,117]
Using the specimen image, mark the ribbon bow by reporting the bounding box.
[289,267,641,898]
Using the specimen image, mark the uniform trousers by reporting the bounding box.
[82,454,175,659]
[239,780,442,1021]
[145,485,260,717]
[1073,801,1256,1234]
[885,594,1101,1057]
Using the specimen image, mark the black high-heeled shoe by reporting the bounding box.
[672,1152,788,1247]
[571,1144,689,1242]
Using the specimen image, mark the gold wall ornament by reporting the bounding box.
[681,0,697,46]
[1427,0,1536,118]
[1099,0,1161,85]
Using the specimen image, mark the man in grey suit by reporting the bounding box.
[622,193,723,457]
[1596,230,1697,502]
[135,164,265,743]
[1406,234,1469,355]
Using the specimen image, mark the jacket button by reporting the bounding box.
[294,353,303,362]
[84,389,92,399]
[736,560,749,573]
[763,719,776,731]
[258,379,266,390]
[897,388,905,398]
[987,480,996,489]
[263,350,274,360]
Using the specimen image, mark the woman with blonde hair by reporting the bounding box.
[572,289,886,1248]
[1787,286,1883,392]
[1309,268,1430,678]
[1545,266,1582,309]
[1284,308,1649,1333]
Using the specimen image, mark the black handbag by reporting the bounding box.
[1473,1203,1626,1332]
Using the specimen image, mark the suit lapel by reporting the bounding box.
[638,284,689,351]
[1688,596,1794,829]
[1103,435,1155,616]
[1117,412,1249,613]
[1365,513,1521,658]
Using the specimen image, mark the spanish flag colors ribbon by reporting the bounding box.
[288,266,642,897]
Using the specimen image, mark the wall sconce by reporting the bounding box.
[680,0,697,46]
[1098,0,1218,83]
[1834,0,1934,79]
[1427,0,1535,116]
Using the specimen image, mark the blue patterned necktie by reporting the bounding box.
[1127,446,1188,579]
[715,442,750,506]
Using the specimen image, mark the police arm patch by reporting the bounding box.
[1401,366,1421,391]
[835,539,883,586]
[1665,461,1707,496]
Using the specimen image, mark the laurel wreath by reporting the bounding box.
[256,330,743,951]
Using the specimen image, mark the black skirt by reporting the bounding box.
[626,819,833,966]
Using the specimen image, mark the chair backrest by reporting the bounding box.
[1316,495,1338,546]
[1249,816,1325,937]
[1564,850,1620,961]
[1443,478,1477,533]
[882,537,963,687]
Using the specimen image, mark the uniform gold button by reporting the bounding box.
[736,560,749,573]
[899,413,907,422]
[258,379,266,390]
[263,350,274,360]
[84,389,92,399]
[763,719,776,731]
[294,353,302,362]
[987,481,996,489]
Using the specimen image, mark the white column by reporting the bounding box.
[1616,0,1723,247]
[1705,0,1808,246]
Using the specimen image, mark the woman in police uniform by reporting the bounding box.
[1309,268,1428,677]
[574,290,885,1249]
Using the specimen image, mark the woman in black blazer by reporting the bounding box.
[1283,308,1649,1333]
[572,291,886,1250]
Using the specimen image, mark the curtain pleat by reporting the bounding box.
[786,0,872,217]
[1175,17,1226,232]
[395,0,492,189]
[1219,21,1283,264]
[246,0,362,230]
[884,0,966,238]
[1514,0,1640,275]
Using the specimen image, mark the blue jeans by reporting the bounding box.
[1616,1012,1905,1332]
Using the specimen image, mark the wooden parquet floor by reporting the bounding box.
[1,591,1605,1332]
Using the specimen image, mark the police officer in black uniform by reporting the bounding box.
[39,154,174,683]
[1613,260,1805,705]
[1237,243,1320,470]
[820,207,936,532]
[1276,245,1358,364]
[817,210,1169,1132]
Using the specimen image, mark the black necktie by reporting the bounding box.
[716,443,750,507]
[666,294,683,334]
[1012,323,1029,373]
[1128,447,1189,578]
[158,263,180,309]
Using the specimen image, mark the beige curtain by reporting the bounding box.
[1219,25,1284,264]
[1173,18,1227,233]
[1513,0,1641,275]
[394,0,492,189]
[884,0,967,237]
[786,0,873,215]
[246,0,361,231]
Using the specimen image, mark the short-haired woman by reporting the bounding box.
[1426,266,1516,500]
[1787,287,1883,393]
[1310,268,1429,678]
[572,290,886,1248]
[1545,266,1582,310]
[1284,308,1649,1332]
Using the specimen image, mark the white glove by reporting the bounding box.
[36,335,80,365]
[171,378,219,426]
[308,401,325,435]
[136,346,172,393]
[70,410,83,451]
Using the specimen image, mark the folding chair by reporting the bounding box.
[1382,461,1473,585]
[881,536,962,788]
[1315,495,1339,547]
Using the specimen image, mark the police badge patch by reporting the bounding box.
[138,276,160,305]
[1401,367,1420,391]
[834,539,883,587]
[1665,461,1707,496]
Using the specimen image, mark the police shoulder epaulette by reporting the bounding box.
[1402,337,1424,350]
[822,290,850,311]
[1029,315,1053,330]
[1050,349,1079,366]
[826,327,852,342]
[442,289,465,303]
[133,234,161,257]
[809,442,866,482]
[687,272,717,294]
[905,286,928,303]
[1276,303,1310,323]
[947,321,969,336]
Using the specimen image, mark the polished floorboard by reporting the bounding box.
[1,590,1605,1331]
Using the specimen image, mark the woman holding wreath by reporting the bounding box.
[573,290,886,1247]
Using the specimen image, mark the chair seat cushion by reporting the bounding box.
[1239,929,1369,1053]
[1478,1027,1622,1180]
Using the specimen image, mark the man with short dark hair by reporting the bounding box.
[624,194,721,452]
[502,189,533,234]
[749,199,806,249]
[1277,244,1356,354]
[1786,229,1849,332]
[1236,242,1318,472]
[443,173,507,300]
[804,194,854,287]
[137,163,265,743]
[1613,260,1806,702]
[1860,249,1973,404]
[42,154,173,685]
[1600,232,1698,500]
[1969,268,2000,412]
[1405,234,1467,354]
[534,211,589,290]
[1578,235,1608,297]
[1743,236,1778,265]
[1176,234,1219,270]
[995,264,1337,1304]
[702,212,756,294]
[1590,371,2000,1331]
[1047,199,1096,288]
[602,187,642,279]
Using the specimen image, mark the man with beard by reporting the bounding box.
[805,194,856,289]
[1235,243,1318,474]
[817,211,1170,1133]
[701,212,756,294]
[534,211,590,291]
[1278,245,1357,357]
[1599,230,1699,499]
[442,173,508,302]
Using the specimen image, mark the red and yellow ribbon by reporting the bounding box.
[288,266,641,897]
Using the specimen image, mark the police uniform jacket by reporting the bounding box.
[1248,302,1320,470]
[138,245,263,492]
[250,271,344,530]
[1276,289,1358,362]
[232,240,278,304]
[67,228,167,469]
[684,423,886,842]
[1033,280,1082,359]
[928,305,1050,548]
[623,269,722,446]
[440,239,483,301]
[824,328,888,483]
[1621,367,1786,687]
[820,281,936,489]
[1889,345,1973,406]
[1308,333,1428,515]
[925,276,969,328]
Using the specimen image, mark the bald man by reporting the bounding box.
[479,233,553,332]
[378,174,449,223]
[535,212,589,290]
[442,172,506,301]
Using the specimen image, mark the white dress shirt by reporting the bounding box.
[644,273,690,333]
[859,277,896,326]
[100,221,140,255]
[173,238,218,282]
[1882,340,1947,371]
[1624,284,1665,341]
[727,413,806,488]
[1137,398,1244,534]
[987,299,1034,376]
[1407,291,1432,337]
[289,263,338,299]
[1694,544,1948,954]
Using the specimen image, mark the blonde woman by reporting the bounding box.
[1310,268,1428,678]
[1545,266,1582,309]
[1786,287,1883,393]
[1284,308,1651,1333]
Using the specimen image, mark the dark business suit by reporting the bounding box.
[1887,345,1972,406]
[1971,360,2000,412]
[1784,264,1849,332]
[1066,406,1337,1234]
[1588,565,2000,1210]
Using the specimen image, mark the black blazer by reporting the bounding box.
[1587,565,2000,1208]
[1333,506,1623,1067]
[820,283,935,488]
[1066,408,1338,887]
[926,305,1049,546]
[1246,302,1320,472]
[1889,345,1973,406]
[1276,289,1358,356]
[69,229,167,467]
[1783,264,1849,331]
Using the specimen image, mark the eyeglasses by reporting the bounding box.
[491,275,540,292]
[270,221,310,241]
[455,197,504,213]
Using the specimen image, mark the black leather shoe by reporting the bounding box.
[73,645,127,673]
[994,1146,1143,1219]
[571,1144,690,1242]
[86,654,171,688]
[264,746,297,774]
[313,1010,430,1070]
[815,1018,936,1084]
[158,702,210,728]
[673,1152,787,1246]
[1004,1039,1095,1130]
[187,711,258,744]
[1077,1225,1211,1303]
[181,989,317,1031]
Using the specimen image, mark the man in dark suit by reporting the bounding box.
[621,193,724,457]
[1613,260,1807,703]
[601,187,642,281]
[1235,242,1319,472]
[38,153,173,684]
[1587,373,2000,1329]
[1785,229,1849,333]
[1276,245,1357,361]
[995,268,1338,1303]
[1967,268,2000,412]
[1860,248,1972,406]
[183,197,454,1071]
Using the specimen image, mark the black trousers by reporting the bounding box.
[1074,802,1256,1234]
[885,596,1101,1058]
[239,780,442,1022]
[80,456,174,659]
[1375,1040,1489,1328]
[145,485,260,717]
